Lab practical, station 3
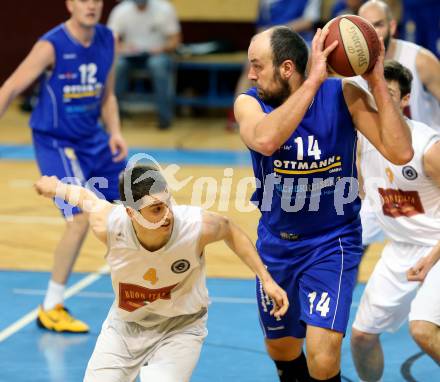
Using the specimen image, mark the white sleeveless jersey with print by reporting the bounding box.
[360,119,440,246]
[349,39,440,131]
[394,39,440,131]
[105,204,209,324]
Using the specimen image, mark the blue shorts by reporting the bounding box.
[32,130,126,217]
[256,219,362,339]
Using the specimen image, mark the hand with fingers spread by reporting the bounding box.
[362,37,386,88]
[407,248,440,282]
[262,278,289,318]
[307,28,339,87]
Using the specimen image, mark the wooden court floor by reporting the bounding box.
[0,104,382,282]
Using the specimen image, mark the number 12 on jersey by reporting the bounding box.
[79,63,97,84]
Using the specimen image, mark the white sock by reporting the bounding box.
[43,280,65,310]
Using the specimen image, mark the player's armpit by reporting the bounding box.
[234,94,272,155]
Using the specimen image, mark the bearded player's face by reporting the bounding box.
[359,5,394,51]
[248,36,291,106]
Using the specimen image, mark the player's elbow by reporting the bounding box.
[388,147,414,165]
[254,138,279,156]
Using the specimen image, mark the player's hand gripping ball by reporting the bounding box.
[323,15,380,77]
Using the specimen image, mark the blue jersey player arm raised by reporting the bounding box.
[0,40,54,117]
[235,28,338,156]
[342,38,413,165]
[235,28,413,165]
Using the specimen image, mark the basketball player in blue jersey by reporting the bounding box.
[0,0,128,333]
[234,26,413,381]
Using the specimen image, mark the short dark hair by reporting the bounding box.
[384,60,413,97]
[118,164,168,209]
[270,26,308,77]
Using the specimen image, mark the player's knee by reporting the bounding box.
[410,321,435,350]
[265,337,303,361]
[307,351,339,379]
[350,328,379,351]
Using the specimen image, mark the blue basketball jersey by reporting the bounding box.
[246,78,361,239]
[30,24,114,140]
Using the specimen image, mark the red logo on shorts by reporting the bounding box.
[378,188,424,218]
[119,282,178,312]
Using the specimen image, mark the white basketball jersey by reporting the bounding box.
[394,39,440,131]
[348,39,440,131]
[360,119,440,246]
[105,204,209,326]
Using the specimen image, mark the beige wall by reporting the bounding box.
[170,0,259,22]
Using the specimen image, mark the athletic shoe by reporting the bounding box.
[37,304,89,333]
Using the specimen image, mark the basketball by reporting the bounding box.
[323,15,380,77]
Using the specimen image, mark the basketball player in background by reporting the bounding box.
[351,60,440,381]
[0,0,128,332]
[357,0,440,248]
[234,26,412,381]
[358,0,440,130]
[34,164,289,382]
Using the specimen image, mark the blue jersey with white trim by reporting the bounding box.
[30,24,114,140]
[246,78,361,238]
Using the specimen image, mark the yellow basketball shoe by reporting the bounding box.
[37,304,89,333]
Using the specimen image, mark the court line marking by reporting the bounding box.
[0,265,109,343]
[0,215,63,225]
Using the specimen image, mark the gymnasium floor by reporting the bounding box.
[0,108,438,381]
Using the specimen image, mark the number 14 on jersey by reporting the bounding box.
[294,135,322,160]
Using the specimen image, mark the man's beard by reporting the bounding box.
[257,69,291,106]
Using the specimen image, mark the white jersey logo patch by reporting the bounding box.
[171,259,190,274]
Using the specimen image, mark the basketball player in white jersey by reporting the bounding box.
[34,164,289,382]
[350,60,440,381]
[355,0,440,248]
[359,0,440,131]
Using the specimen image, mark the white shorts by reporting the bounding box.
[84,308,208,382]
[353,241,440,334]
[360,198,385,246]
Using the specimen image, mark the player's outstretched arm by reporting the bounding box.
[34,176,113,244]
[344,38,413,165]
[198,211,289,318]
[0,41,54,118]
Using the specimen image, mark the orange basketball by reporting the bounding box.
[323,15,380,77]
